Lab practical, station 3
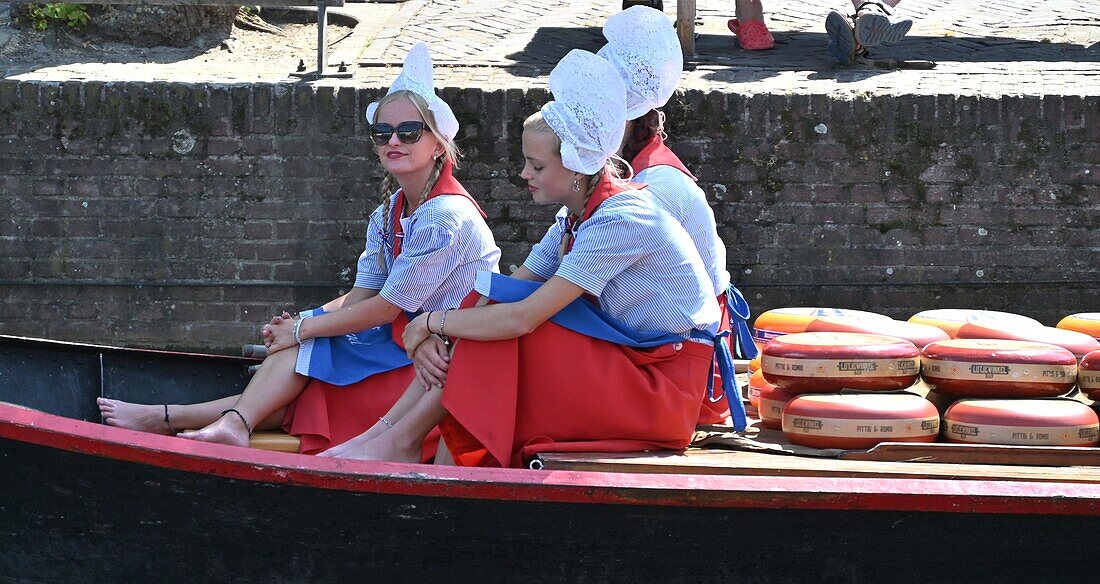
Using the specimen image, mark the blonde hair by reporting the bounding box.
[523,111,618,261]
[373,90,462,270]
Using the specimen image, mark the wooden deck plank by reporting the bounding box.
[536,449,1100,483]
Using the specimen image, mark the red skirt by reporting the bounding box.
[281,314,441,462]
[438,320,713,468]
[697,292,734,426]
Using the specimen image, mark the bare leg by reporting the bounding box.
[177,348,308,447]
[317,373,436,457]
[735,0,764,22]
[337,383,447,463]
[434,436,454,466]
[98,393,286,435]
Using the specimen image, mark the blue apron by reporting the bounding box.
[476,273,748,432]
[294,306,413,387]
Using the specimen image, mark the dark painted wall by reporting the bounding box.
[0,80,1096,352]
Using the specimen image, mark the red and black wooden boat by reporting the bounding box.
[2,334,1099,582]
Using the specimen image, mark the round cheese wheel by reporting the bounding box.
[748,355,761,373]
[747,370,768,408]
[921,339,1078,398]
[909,309,1042,338]
[806,318,950,350]
[1079,350,1100,400]
[943,399,1100,446]
[782,394,940,449]
[956,323,1100,359]
[753,308,890,345]
[758,382,796,430]
[1057,313,1100,341]
[761,332,921,393]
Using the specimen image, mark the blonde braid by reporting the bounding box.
[377,173,397,271]
[557,168,604,261]
[415,157,446,209]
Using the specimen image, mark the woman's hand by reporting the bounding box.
[266,317,298,355]
[412,335,451,390]
[262,311,292,347]
[402,312,433,359]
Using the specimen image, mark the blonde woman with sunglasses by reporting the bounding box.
[98,44,500,460]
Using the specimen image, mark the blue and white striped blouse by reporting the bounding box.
[634,165,731,298]
[523,189,720,337]
[355,192,501,312]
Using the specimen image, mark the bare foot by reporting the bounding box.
[176,413,250,448]
[98,398,172,435]
[317,422,388,458]
[331,433,421,463]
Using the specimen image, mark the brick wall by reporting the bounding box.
[1,80,1096,353]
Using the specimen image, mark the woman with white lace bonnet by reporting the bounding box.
[599,5,758,429]
[326,49,723,468]
[98,43,500,461]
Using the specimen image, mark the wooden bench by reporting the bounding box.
[74,0,347,77]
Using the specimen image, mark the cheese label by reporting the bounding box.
[763,357,920,378]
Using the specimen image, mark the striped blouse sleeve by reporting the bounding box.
[378,215,461,312]
[354,204,389,290]
[522,214,566,280]
[553,211,647,296]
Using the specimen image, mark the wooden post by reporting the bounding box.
[677,0,695,55]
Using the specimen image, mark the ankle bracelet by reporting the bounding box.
[221,408,253,436]
[164,404,176,434]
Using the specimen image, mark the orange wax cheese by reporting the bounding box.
[753,308,890,345]
[1057,313,1100,341]
[782,394,940,449]
[758,381,796,430]
[943,399,1100,446]
[921,339,1078,398]
[806,318,950,350]
[748,355,761,373]
[908,309,1042,338]
[747,370,769,408]
[761,332,921,393]
[956,323,1100,359]
[1079,350,1100,400]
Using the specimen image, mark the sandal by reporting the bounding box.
[730,18,774,51]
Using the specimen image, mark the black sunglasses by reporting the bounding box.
[370,121,426,146]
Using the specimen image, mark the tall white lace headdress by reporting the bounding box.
[541,49,628,175]
[597,6,683,120]
[365,43,460,141]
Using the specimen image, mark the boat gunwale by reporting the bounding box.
[4,401,1100,515]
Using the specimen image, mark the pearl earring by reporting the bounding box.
[571,177,581,192]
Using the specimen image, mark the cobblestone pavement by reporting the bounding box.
[2,0,1098,96]
[357,0,1100,96]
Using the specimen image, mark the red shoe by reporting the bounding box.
[729,18,774,50]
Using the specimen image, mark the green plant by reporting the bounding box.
[27,3,89,31]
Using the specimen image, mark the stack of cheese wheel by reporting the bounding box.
[921,339,1078,398]
[1079,350,1100,401]
[783,394,940,448]
[761,332,935,448]
[758,382,796,430]
[1058,313,1100,342]
[943,399,1099,446]
[909,309,1042,338]
[753,308,890,347]
[955,322,1100,360]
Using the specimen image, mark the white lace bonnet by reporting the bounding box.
[597,6,683,120]
[365,42,459,142]
[541,49,628,175]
